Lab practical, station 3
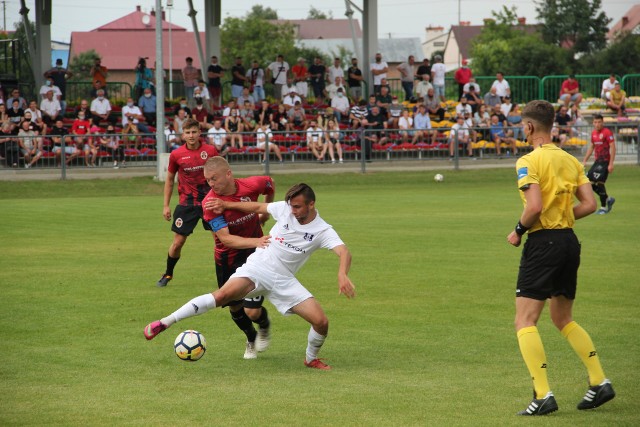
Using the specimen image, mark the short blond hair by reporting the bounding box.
[204,156,230,172]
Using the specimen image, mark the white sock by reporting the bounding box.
[305,327,327,363]
[161,293,216,326]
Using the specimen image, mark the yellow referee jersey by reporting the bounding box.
[516,144,590,233]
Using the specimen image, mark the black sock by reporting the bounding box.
[253,307,271,330]
[231,309,257,342]
[595,184,608,207]
[166,255,179,276]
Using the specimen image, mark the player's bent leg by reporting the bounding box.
[228,303,258,359]
[291,298,331,370]
[246,305,271,352]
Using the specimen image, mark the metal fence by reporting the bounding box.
[540,74,615,102]
[65,82,134,106]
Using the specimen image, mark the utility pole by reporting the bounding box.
[2,0,6,32]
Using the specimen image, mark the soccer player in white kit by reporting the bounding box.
[144,183,356,370]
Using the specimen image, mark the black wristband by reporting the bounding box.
[515,221,530,236]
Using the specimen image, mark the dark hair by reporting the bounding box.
[521,100,554,132]
[285,183,315,204]
[186,57,193,62]
[593,113,604,120]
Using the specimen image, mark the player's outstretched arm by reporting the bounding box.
[204,199,269,215]
[574,183,597,220]
[215,227,271,249]
[332,244,355,299]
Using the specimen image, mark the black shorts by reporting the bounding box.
[587,161,609,183]
[215,249,264,308]
[171,204,211,235]
[516,229,580,300]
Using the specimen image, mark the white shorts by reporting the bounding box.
[230,260,313,315]
[295,82,308,98]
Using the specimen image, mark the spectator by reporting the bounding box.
[182,57,199,105]
[463,84,482,114]
[40,90,61,125]
[415,74,433,100]
[327,57,344,86]
[90,57,108,89]
[308,57,326,105]
[387,96,403,129]
[172,109,188,143]
[7,99,24,125]
[606,82,626,117]
[24,100,42,123]
[412,104,433,144]
[287,101,308,131]
[90,80,108,99]
[363,105,388,160]
[0,121,20,166]
[44,58,72,114]
[173,98,191,118]
[330,88,350,123]
[238,100,256,132]
[281,78,296,99]
[237,86,256,107]
[98,124,126,169]
[455,97,473,117]
[398,109,414,143]
[555,105,574,138]
[423,88,445,122]
[90,89,112,127]
[463,77,481,95]
[191,98,211,130]
[290,57,309,103]
[370,53,389,94]
[38,77,64,116]
[506,103,524,140]
[134,57,154,100]
[396,55,416,101]
[18,119,43,168]
[194,80,210,105]
[454,59,473,100]
[245,60,265,103]
[283,90,303,110]
[601,74,618,100]
[375,86,392,114]
[306,120,327,162]
[75,99,93,124]
[224,108,244,149]
[207,118,229,156]
[138,87,156,127]
[122,97,149,147]
[473,104,491,140]
[0,103,9,127]
[431,55,447,103]
[449,115,472,159]
[71,111,96,166]
[267,54,290,101]
[325,76,346,101]
[491,104,508,127]
[491,72,511,100]
[207,56,224,108]
[255,123,283,163]
[221,100,235,117]
[349,99,368,129]
[559,74,583,109]
[49,118,79,166]
[254,99,273,128]
[230,57,247,100]
[500,95,514,118]
[271,103,290,133]
[570,103,587,135]
[347,57,363,102]
[325,118,343,163]
[415,58,431,81]
[489,114,516,156]
[8,88,28,110]
[483,86,502,109]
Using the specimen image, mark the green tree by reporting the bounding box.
[246,5,278,20]
[578,32,640,75]
[307,6,333,20]
[68,49,101,82]
[535,0,611,54]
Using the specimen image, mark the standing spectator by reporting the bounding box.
[18,119,43,168]
[327,58,344,86]
[430,55,447,103]
[454,59,473,101]
[90,57,108,89]
[559,74,583,109]
[38,78,62,107]
[207,56,224,108]
[90,89,112,126]
[606,82,626,117]
[230,57,247,100]
[291,57,309,102]
[370,53,388,94]
[491,72,511,100]
[246,60,265,103]
[330,88,350,123]
[415,74,433,100]
[397,55,416,101]
[423,88,445,122]
[484,86,502,109]
[600,74,618,100]
[138,87,157,127]
[415,58,431,81]
[412,104,433,144]
[347,57,363,102]
[39,90,61,126]
[308,57,327,105]
[267,54,290,101]
[182,57,199,106]
[98,124,126,169]
[44,58,72,114]
[134,57,154,101]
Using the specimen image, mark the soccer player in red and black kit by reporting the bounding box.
[583,114,616,215]
[201,156,274,359]
[157,118,219,286]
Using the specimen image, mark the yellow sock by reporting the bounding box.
[561,321,606,386]
[517,326,550,399]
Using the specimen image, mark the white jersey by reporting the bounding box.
[207,127,227,148]
[245,201,344,276]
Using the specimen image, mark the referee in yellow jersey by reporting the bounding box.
[507,100,615,416]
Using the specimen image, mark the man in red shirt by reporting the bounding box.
[200,156,275,359]
[582,114,616,215]
[291,57,309,103]
[559,74,583,109]
[157,118,219,286]
[454,59,473,101]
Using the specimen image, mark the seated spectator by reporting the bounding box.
[555,105,574,137]
[270,103,290,133]
[90,80,108,99]
[483,86,502,109]
[236,86,255,108]
[570,103,587,135]
[238,100,256,132]
[224,108,244,149]
[463,111,477,144]
[0,104,10,128]
[75,99,93,124]
[449,115,472,159]
[24,100,43,123]
[207,118,229,157]
[71,111,96,166]
[463,78,481,95]
[18,119,43,168]
[491,72,510,100]
[455,97,472,117]
[191,97,212,130]
[8,99,24,125]
[172,97,191,117]
[40,90,61,126]
[164,122,181,151]
[281,78,297,99]
[491,104,508,127]
[500,96,514,118]
[423,88,445,122]
[50,118,79,166]
[349,99,368,129]
[462,84,483,114]
[138,87,157,127]
[559,74,583,109]
[387,96,403,129]
[122,97,149,134]
[195,80,210,105]
[173,109,188,143]
[255,123,283,163]
[7,88,28,110]
[306,120,327,162]
[98,124,126,169]
[606,82,626,117]
[551,125,568,147]
[412,104,433,144]
[414,74,433,100]
[398,109,414,143]
[375,85,392,114]
[601,74,618,100]
[90,89,112,126]
[254,100,273,128]
[325,118,343,164]
[362,105,388,160]
[287,101,307,130]
[507,103,523,140]
[325,76,346,101]
[0,121,20,166]
[39,77,62,104]
[330,87,350,123]
[282,90,302,110]
[365,94,378,113]
[221,100,235,117]
[490,114,516,156]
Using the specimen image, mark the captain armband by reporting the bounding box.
[208,216,228,232]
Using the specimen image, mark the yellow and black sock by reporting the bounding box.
[517,326,550,398]
[561,321,605,386]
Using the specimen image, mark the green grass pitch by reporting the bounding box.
[0,167,639,426]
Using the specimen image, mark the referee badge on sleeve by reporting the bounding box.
[517,167,528,180]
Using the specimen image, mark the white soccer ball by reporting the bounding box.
[174,330,207,361]
[434,173,444,182]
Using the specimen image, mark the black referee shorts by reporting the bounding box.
[516,229,581,301]
[171,204,211,236]
[215,249,264,309]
